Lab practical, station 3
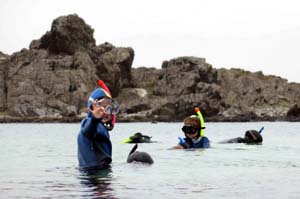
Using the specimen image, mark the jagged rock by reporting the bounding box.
[0,14,134,120]
[217,68,300,120]
[30,14,95,55]
[116,57,224,122]
[149,57,223,121]
[119,57,300,122]
[2,14,300,122]
[154,56,217,96]
[98,46,134,89]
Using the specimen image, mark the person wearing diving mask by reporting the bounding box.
[77,80,119,173]
[172,115,210,149]
[219,129,263,144]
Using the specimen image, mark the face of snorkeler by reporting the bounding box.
[182,125,199,139]
[91,98,113,123]
[185,131,199,140]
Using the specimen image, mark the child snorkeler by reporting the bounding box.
[77,80,119,172]
[172,107,210,149]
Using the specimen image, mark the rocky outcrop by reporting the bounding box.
[117,57,224,122]
[1,14,300,122]
[116,57,227,121]
[119,57,225,121]
[0,14,134,121]
[30,14,96,55]
[217,69,300,120]
[117,58,300,122]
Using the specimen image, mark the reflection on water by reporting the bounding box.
[78,168,116,199]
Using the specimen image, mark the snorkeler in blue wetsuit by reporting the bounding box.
[77,80,119,172]
[172,107,210,149]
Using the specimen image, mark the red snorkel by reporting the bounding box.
[97,80,116,127]
[97,80,112,97]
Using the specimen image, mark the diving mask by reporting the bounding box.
[97,98,120,115]
[182,125,197,134]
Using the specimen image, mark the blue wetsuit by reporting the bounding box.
[179,136,210,149]
[77,117,112,171]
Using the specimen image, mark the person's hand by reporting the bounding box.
[89,99,112,123]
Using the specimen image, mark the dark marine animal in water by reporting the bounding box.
[127,144,154,164]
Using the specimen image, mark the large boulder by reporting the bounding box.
[152,57,223,121]
[154,57,218,96]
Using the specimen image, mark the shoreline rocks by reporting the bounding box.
[1,14,300,123]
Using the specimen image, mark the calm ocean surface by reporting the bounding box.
[0,122,300,199]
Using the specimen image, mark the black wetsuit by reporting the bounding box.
[219,130,263,144]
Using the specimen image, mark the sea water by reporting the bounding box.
[0,122,300,199]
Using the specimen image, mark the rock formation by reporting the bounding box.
[117,58,300,122]
[1,14,300,122]
[0,14,134,122]
[217,69,300,121]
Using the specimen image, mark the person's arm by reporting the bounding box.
[80,117,99,137]
[170,137,190,149]
[80,99,108,137]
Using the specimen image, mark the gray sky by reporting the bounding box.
[1,0,300,82]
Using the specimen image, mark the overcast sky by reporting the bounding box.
[1,0,300,82]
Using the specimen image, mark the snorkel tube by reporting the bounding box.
[97,80,112,98]
[97,80,116,129]
[194,107,205,137]
[258,126,264,134]
[121,137,132,144]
